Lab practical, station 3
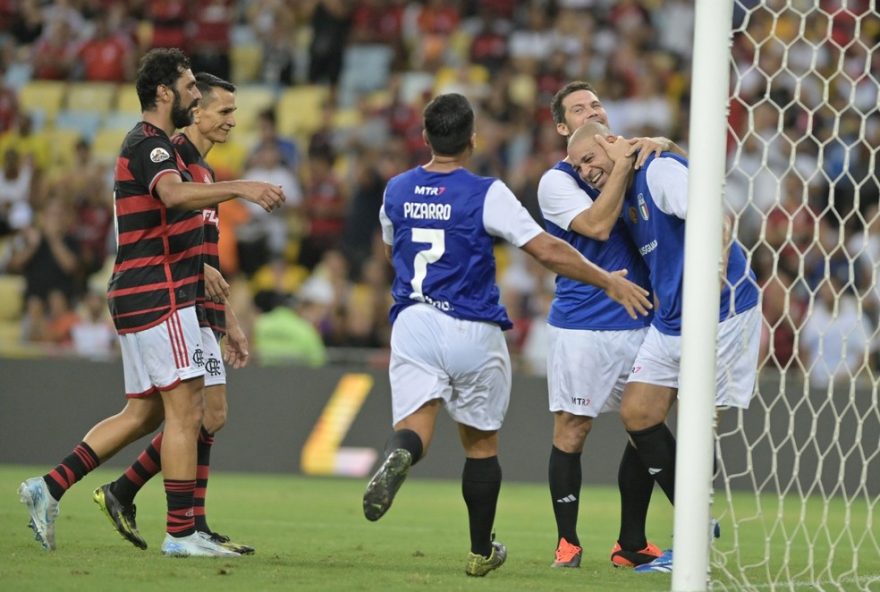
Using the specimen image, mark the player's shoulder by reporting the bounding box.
[122,122,172,155]
[538,162,577,192]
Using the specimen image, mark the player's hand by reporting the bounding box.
[238,181,286,213]
[203,264,229,303]
[626,137,672,170]
[604,269,652,319]
[223,324,249,369]
[596,135,635,167]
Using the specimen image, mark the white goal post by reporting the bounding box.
[677,1,879,591]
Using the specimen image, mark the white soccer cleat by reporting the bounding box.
[19,477,60,551]
[161,531,241,557]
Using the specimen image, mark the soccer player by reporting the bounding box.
[567,121,761,572]
[538,81,686,569]
[361,93,653,577]
[93,72,253,555]
[18,48,284,556]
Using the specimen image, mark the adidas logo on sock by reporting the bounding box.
[648,467,663,475]
[555,494,577,503]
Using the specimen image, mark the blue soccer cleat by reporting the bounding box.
[19,477,60,551]
[634,549,673,573]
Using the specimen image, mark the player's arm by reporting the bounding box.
[567,135,635,240]
[719,215,733,285]
[155,173,285,212]
[379,202,393,261]
[522,232,651,318]
[627,136,686,169]
[223,305,249,369]
[204,264,230,303]
[486,180,651,319]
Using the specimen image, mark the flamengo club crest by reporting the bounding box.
[637,193,650,221]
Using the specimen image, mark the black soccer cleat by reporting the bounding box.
[93,483,147,550]
[363,448,413,521]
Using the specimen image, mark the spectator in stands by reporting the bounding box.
[70,288,116,358]
[253,292,327,367]
[0,67,19,134]
[0,113,51,173]
[31,19,78,80]
[248,107,299,172]
[46,288,78,347]
[6,197,81,305]
[76,10,136,82]
[189,0,233,80]
[299,145,346,270]
[800,277,872,388]
[0,147,34,236]
[305,0,352,85]
[8,0,44,47]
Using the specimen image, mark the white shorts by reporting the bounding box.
[547,325,648,417]
[389,304,511,430]
[118,307,205,398]
[200,328,226,388]
[628,306,761,409]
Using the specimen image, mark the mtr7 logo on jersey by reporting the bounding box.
[414,185,445,196]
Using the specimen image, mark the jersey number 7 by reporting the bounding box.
[409,228,445,302]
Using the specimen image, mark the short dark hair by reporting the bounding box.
[423,93,473,157]
[135,48,191,111]
[194,72,236,105]
[550,81,597,126]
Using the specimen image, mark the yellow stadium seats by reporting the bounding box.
[91,127,127,163]
[231,86,276,135]
[0,274,24,322]
[66,82,117,114]
[276,85,330,137]
[18,80,67,125]
[47,128,82,168]
[231,43,263,84]
[115,84,142,116]
[332,107,362,130]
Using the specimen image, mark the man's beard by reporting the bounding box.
[170,88,194,129]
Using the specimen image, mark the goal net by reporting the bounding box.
[713,0,879,589]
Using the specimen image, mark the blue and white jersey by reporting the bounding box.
[623,153,759,335]
[380,166,543,329]
[538,160,651,331]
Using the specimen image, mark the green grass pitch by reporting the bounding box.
[1,466,876,591]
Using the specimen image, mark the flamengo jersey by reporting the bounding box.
[380,166,543,330]
[623,153,759,335]
[172,133,225,335]
[108,121,203,334]
[539,161,651,330]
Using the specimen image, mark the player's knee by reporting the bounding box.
[553,414,592,451]
[202,405,227,433]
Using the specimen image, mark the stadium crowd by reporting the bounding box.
[0,0,877,382]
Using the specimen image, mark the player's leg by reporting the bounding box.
[364,305,448,521]
[197,341,255,555]
[459,424,506,577]
[363,399,440,521]
[620,381,677,502]
[549,412,591,567]
[20,364,164,550]
[610,440,663,567]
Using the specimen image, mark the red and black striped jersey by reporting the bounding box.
[107,121,204,334]
[172,132,226,335]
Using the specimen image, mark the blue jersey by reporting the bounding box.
[623,153,759,335]
[541,161,651,331]
[381,167,541,330]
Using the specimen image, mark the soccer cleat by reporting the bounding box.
[18,477,60,550]
[634,549,673,573]
[465,540,507,577]
[93,484,147,550]
[363,448,412,521]
[551,537,582,567]
[203,531,255,555]
[160,531,241,557]
[610,541,663,568]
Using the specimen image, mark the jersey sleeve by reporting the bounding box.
[379,201,393,245]
[537,168,594,230]
[483,180,544,247]
[645,157,689,219]
[130,136,182,198]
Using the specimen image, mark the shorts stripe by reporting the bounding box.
[165,317,181,368]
